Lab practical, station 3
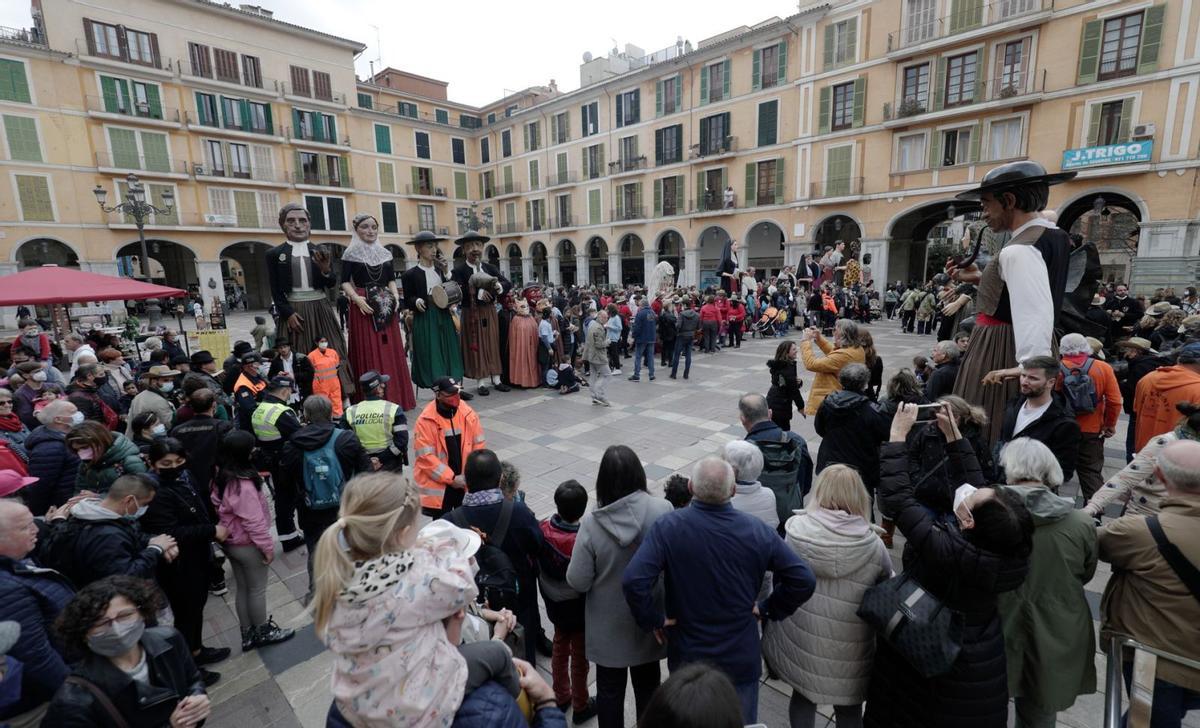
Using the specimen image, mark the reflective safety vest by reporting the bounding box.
[412,400,485,511]
[250,401,290,442]
[309,347,343,416]
[344,399,397,453]
[234,372,266,398]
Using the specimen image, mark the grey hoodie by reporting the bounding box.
[566,489,672,667]
[676,308,700,335]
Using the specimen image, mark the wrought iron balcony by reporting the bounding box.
[887,0,1050,52]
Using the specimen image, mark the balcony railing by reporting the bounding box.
[408,225,451,235]
[550,215,576,229]
[186,112,274,136]
[280,83,346,105]
[292,171,354,188]
[75,38,175,71]
[193,163,289,185]
[610,156,647,173]
[495,181,523,196]
[86,95,179,123]
[654,204,684,218]
[0,25,45,47]
[546,171,579,187]
[882,69,1045,121]
[690,196,737,213]
[96,152,189,176]
[495,222,521,234]
[691,136,737,159]
[610,207,646,222]
[193,211,277,229]
[290,126,344,145]
[887,0,1049,52]
[405,183,447,197]
[810,177,865,199]
[527,219,547,232]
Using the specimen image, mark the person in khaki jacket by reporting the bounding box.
[581,309,613,407]
[1098,439,1200,727]
[799,318,866,416]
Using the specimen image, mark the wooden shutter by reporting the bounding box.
[774,158,786,204]
[290,65,308,96]
[656,80,664,117]
[144,84,162,119]
[699,66,709,106]
[4,115,41,162]
[846,18,858,63]
[83,19,97,55]
[523,123,530,152]
[243,55,262,88]
[972,49,985,103]
[100,76,122,113]
[674,175,684,213]
[16,175,53,221]
[695,171,704,209]
[1137,5,1166,75]
[597,143,605,172]
[589,189,600,224]
[949,0,983,32]
[314,71,332,101]
[744,163,757,205]
[818,86,832,134]
[0,59,31,103]
[581,147,589,179]
[929,130,943,168]
[1117,99,1133,142]
[655,129,663,165]
[375,124,391,154]
[634,182,642,216]
[478,174,485,200]
[411,166,420,193]
[752,49,762,90]
[454,171,467,199]
[932,57,947,111]
[529,159,539,190]
[674,77,681,114]
[852,77,866,128]
[148,34,160,69]
[550,114,558,144]
[140,132,170,172]
[503,165,513,187]
[653,178,663,216]
[615,93,623,128]
[262,103,273,135]
[758,100,777,147]
[378,162,394,193]
[722,60,731,99]
[969,124,982,162]
[631,89,641,124]
[1077,19,1103,84]
[556,152,567,180]
[823,24,835,68]
[778,40,788,84]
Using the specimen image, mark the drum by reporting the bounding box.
[430,281,463,309]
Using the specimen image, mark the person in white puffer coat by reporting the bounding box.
[761,464,893,728]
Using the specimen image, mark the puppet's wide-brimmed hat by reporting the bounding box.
[956,160,1076,201]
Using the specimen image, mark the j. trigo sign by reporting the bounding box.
[1062,140,1154,170]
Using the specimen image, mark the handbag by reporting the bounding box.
[857,572,964,678]
[65,676,132,728]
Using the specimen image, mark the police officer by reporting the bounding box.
[232,352,268,431]
[342,371,408,472]
[250,375,303,551]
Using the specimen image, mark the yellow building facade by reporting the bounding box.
[1,0,1197,323]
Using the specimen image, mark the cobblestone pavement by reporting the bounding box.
[192,312,1194,728]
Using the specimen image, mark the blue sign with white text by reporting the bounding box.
[1062,140,1153,170]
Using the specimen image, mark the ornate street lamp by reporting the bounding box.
[94,172,174,323]
[455,202,494,235]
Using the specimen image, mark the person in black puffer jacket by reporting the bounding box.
[865,403,1033,728]
[658,300,678,367]
[767,341,806,432]
[22,401,82,517]
[906,395,997,506]
[814,364,890,496]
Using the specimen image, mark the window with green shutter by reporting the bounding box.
[744,163,757,206]
[556,152,568,184]
[4,115,41,162]
[454,170,467,200]
[529,159,539,190]
[15,174,53,221]
[100,76,129,114]
[357,92,372,109]
[436,109,449,125]
[139,131,170,172]
[378,161,395,193]
[150,184,178,225]
[1136,5,1165,75]
[825,145,853,196]
[0,59,31,103]
[948,0,983,34]
[380,201,398,233]
[757,100,778,147]
[195,93,218,126]
[588,188,601,225]
[233,190,257,227]
[1088,98,1133,146]
[824,18,858,69]
[108,127,140,168]
[374,124,391,154]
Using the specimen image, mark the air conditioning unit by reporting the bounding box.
[193,164,206,176]
[435,187,447,197]
[204,213,237,226]
[1131,123,1156,140]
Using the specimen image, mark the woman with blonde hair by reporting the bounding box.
[314,471,481,727]
[762,464,892,728]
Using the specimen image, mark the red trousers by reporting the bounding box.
[552,628,589,710]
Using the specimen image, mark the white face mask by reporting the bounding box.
[318,342,328,351]
[258,364,270,377]
[68,411,85,427]
[159,381,174,393]
[953,483,977,515]
[31,371,48,383]
[151,423,167,436]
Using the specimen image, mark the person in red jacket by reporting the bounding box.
[617,297,634,359]
[9,319,51,364]
[715,291,731,350]
[700,295,722,353]
[726,297,745,349]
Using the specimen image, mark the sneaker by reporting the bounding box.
[669,373,677,379]
[199,668,221,687]
[279,534,305,553]
[648,375,656,381]
[194,646,231,666]
[572,698,598,724]
[591,399,601,405]
[240,628,255,652]
[598,400,611,407]
[627,375,639,381]
[251,617,296,649]
[209,579,228,597]
[612,369,622,376]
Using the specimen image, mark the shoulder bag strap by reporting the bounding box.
[490,497,515,546]
[66,675,133,728]
[1146,516,1200,605]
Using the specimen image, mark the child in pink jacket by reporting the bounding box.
[211,430,295,652]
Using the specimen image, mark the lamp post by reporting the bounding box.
[455,202,494,236]
[94,173,173,324]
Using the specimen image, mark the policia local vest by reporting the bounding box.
[344,399,399,454]
[251,401,290,443]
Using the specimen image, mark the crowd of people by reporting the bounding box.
[0,173,1198,728]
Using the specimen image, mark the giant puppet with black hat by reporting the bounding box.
[398,230,468,396]
[451,230,513,396]
[948,160,1076,440]
[265,203,354,395]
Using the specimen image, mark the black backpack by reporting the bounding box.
[1059,359,1098,414]
[447,499,521,611]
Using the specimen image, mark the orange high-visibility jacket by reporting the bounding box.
[308,347,343,416]
[412,400,485,511]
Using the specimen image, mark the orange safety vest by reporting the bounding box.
[412,400,485,511]
[234,372,267,399]
[308,347,343,416]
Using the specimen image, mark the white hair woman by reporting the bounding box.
[761,464,893,728]
[723,440,776,530]
[994,437,1098,726]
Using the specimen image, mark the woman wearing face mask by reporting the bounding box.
[864,403,1035,728]
[67,421,147,495]
[0,388,30,462]
[125,366,179,443]
[340,213,417,411]
[97,347,134,396]
[10,318,51,365]
[140,438,229,688]
[44,575,211,727]
[129,412,166,455]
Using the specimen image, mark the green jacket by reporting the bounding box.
[76,434,148,494]
[998,484,1098,711]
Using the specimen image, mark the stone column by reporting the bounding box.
[607,252,620,286]
[547,254,561,286]
[575,253,590,286]
[859,239,888,291]
[642,246,658,287]
[683,247,700,287]
[521,256,533,286]
[499,258,511,279]
[195,260,225,314]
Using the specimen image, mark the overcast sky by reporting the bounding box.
[1,0,800,106]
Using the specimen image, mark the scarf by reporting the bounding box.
[19,332,41,352]
[341,231,394,267]
[339,551,416,605]
[462,489,504,507]
[0,413,23,432]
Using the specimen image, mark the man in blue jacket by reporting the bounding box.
[628,297,658,382]
[622,457,815,724]
[0,500,75,725]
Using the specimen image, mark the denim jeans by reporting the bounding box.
[671,336,693,377]
[632,342,654,379]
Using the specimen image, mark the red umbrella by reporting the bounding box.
[0,266,187,306]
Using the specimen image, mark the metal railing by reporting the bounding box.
[546,171,579,187]
[809,177,864,199]
[0,25,45,46]
[494,180,523,196]
[883,70,1045,120]
[690,197,737,214]
[290,126,344,145]
[280,82,345,105]
[292,171,354,188]
[95,152,189,176]
[354,96,483,130]
[610,207,646,222]
[193,164,289,184]
[691,135,737,159]
[405,183,447,197]
[407,225,450,235]
[655,204,684,218]
[1103,635,1200,728]
[85,95,179,123]
[495,221,521,234]
[185,111,274,136]
[550,215,576,229]
[610,156,647,173]
[887,0,1049,51]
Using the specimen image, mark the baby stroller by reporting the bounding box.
[755,306,786,338]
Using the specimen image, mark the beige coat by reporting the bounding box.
[1098,493,1200,690]
[800,333,865,416]
[582,319,609,367]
